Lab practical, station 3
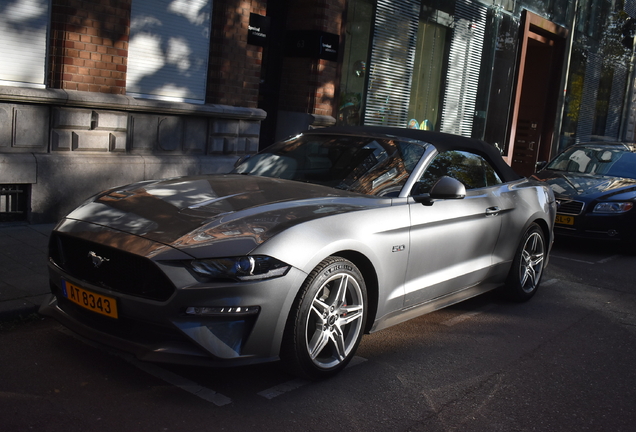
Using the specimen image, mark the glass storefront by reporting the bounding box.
[560,1,631,150]
[339,0,520,140]
[338,0,375,126]
[338,0,634,160]
[408,3,452,132]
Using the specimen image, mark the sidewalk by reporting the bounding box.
[0,223,56,321]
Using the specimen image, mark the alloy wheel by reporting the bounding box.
[519,231,545,293]
[304,272,364,369]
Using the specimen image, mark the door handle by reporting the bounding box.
[485,206,500,216]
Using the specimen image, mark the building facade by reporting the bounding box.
[339,0,636,177]
[1,0,635,223]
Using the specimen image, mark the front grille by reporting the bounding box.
[49,232,176,301]
[557,200,585,215]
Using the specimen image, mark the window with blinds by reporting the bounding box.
[0,0,50,88]
[440,0,487,137]
[363,0,487,133]
[127,0,212,103]
[363,0,420,127]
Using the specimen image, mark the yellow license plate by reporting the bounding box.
[555,214,575,225]
[62,280,118,319]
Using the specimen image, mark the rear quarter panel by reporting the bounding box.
[494,179,556,266]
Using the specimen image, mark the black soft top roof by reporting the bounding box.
[305,126,522,183]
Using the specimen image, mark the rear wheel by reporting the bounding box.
[505,223,546,302]
[281,257,367,380]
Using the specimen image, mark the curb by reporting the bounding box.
[0,299,41,322]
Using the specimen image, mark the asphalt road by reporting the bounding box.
[1,238,635,432]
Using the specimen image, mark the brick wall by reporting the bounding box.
[287,0,344,34]
[45,0,343,116]
[207,0,267,108]
[48,0,130,94]
[279,0,346,117]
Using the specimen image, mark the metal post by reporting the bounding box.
[552,0,579,156]
[619,18,636,141]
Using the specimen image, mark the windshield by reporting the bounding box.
[547,146,636,179]
[233,134,427,196]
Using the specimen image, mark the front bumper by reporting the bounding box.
[40,262,308,368]
[554,211,636,243]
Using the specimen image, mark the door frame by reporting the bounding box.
[504,11,568,173]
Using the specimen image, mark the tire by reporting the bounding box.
[281,256,367,380]
[504,223,546,302]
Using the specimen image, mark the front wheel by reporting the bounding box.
[504,223,546,302]
[281,257,367,380]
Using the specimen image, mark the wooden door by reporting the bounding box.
[506,12,568,177]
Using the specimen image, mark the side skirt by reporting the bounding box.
[369,262,511,333]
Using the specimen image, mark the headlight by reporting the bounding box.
[189,256,290,281]
[593,202,634,214]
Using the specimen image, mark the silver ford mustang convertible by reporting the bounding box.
[40,126,556,379]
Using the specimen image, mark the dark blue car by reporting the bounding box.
[533,142,636,246]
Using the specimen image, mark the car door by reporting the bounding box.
[404,150,505,306]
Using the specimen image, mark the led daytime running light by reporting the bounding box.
[185,306,260,316]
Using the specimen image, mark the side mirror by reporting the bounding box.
[413,176,466,206]
[535,161,547,171]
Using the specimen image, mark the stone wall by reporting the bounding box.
[0,86,265,224]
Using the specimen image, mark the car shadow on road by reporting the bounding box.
[551,235,633,257]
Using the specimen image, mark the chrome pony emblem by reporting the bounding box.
[88,251,110,268]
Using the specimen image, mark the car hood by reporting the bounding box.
[532,170,636,201]
[63,174,385,257]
